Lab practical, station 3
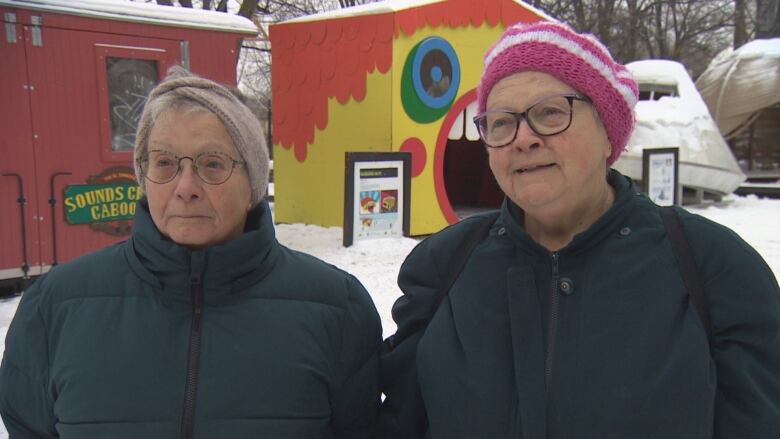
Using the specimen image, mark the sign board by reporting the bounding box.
[642,147,680,206]
[63,166,142,236]
[344,152,410,247]
[64,183,143,224]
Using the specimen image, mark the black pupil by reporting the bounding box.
[419,49,452,98]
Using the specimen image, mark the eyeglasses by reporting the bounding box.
[138,150,246,185]
[473,93,591,148]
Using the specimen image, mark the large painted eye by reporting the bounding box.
[402,36,460,123]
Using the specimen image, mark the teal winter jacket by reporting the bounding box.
[0,198,382,439]
[378,170,780,439]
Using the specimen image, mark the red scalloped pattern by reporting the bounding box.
[271,0,543,162]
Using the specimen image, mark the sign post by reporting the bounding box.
[343,152,410,247]
[642,147,680,206]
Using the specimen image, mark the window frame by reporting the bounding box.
[94,44,169,163]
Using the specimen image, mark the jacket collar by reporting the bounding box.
[499,169,639,255]
[125,197,278,296]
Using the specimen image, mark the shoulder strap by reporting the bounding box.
[659,206,713,348]
[389,211,500,348]
[431,211,500,314]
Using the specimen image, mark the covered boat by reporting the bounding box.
[695,39,780,176]
[612,60,746,201]
[696,38,780,139]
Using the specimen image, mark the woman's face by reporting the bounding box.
[144,109,252,249]
[485,71,612,214]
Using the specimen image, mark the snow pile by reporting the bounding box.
[686,195,780,271]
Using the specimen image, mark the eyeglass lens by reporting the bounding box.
[142,151,237,185]
[476,95,577,147]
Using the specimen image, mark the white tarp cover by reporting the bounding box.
[695,38,780,139]
[0,0,257,34]
[613,59,746,195]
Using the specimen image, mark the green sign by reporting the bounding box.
[63,183,143,225]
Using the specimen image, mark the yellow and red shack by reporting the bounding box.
[270,0,551,235]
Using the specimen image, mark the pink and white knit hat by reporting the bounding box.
[477,21,639,165]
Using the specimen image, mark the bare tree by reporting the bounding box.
[735,0,748,47]
[757,0,780,37]
[533,0,750,77]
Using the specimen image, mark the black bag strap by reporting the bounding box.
[431,211,500,313]
[389,211,500,348]
[659,206,713,348]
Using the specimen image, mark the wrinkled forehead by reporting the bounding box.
[148,107,240,157]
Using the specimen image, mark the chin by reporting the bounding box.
[510,189,560,210]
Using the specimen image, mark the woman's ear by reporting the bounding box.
[592,110,612,161]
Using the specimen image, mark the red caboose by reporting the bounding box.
[0,0,257,293]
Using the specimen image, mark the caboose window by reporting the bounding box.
[106,57,159,151]
[637,83,678,101]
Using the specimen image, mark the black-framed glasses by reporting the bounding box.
[473,93,591,148]
[138,149,246,185]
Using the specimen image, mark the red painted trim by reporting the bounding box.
[270,14,394,162]
[433,89,477,225]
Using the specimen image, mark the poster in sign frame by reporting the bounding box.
[642,147,680,207]
[343,152,411,247]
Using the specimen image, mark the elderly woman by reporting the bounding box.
[378,22,780,439]
[0,67,381,438]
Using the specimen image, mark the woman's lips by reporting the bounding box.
[517,163,556,173]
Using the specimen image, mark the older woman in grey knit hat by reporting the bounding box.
[132,66,270,249]
[0,67,382,439]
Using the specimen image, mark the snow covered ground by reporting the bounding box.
[0,194,778,436]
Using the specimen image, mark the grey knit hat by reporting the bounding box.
[134,66,269,207]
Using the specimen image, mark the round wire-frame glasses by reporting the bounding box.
[138,150,246,185]
[473,93,591,148]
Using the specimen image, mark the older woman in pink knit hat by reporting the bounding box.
[377,21,780,439]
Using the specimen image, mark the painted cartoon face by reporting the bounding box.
[144,109,253,249]
[485,71,611,214]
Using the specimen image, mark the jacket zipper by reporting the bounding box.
[544,252,560,397]
[180,273,204,439]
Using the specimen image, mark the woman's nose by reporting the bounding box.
[510,118,541,151]
[173,160,202,201]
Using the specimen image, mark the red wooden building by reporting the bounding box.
[0,0,257,293]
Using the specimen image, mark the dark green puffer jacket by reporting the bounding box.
[378,170,780,439]
[0,198,381,439]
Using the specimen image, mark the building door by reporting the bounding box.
[1,8,180,283]
[0,10,41,282]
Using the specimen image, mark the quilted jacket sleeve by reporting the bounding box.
[0,279,58,439]
[376,219,474,439]
[331,275,382,439]
[684,213,780,438]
